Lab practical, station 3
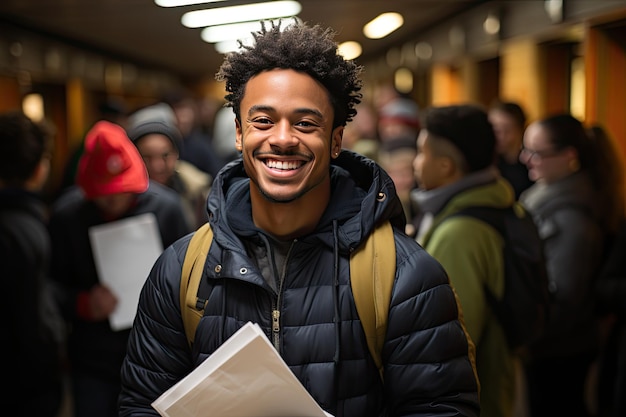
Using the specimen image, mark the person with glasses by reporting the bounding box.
[518,114,624,417]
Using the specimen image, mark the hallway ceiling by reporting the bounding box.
[0,0,485,81]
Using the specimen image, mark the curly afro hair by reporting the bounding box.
[215,19,363,129]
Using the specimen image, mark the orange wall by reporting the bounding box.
[0,76,22,112]
[430,63,461,106]
[499,39,546,123]
[586,25,626,158]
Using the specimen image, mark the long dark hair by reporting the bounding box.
[539,114,624,233]
[587,124,625,234]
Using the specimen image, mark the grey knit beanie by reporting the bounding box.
[127,103,182,152]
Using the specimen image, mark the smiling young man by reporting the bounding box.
[119,20,479,417]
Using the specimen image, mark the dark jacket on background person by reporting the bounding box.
[496,155,533,199]
[520,170,605,359]
[594,220,626,417]
[48,181,190,383]
[1,188,65,416]
[179,128,225,179]
[119,151,480,417]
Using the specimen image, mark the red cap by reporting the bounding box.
[76,121,149,199]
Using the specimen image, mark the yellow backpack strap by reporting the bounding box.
[180,222,213,348]
[350,220,396,380]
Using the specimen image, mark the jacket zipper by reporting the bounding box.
[271,240,296,349]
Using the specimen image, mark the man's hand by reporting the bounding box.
[88,284,118,321]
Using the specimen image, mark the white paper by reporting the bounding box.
[152,322,333,417]
[88,212,163,331]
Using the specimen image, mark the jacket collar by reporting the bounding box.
[206,151,405,252]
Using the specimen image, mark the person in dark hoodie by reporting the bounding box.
[47,120,190,417]
[0,111,66,417]
[119,19,479,417]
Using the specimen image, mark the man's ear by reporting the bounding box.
[235,118,243,152]
[563,146,581,172]
[25,157,50,191]
[437,154,448,170]
[331,126,343,158]
[437,155,457,178]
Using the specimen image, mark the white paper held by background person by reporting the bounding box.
[88,212,163,331]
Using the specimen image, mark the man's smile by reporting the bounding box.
[264,159,305,170]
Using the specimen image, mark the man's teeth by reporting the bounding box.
[266,160,301,170]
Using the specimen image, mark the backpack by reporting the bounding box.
[180,221,396,379]
[450,203,551,351]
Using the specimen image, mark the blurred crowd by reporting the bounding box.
[2,81,625,417]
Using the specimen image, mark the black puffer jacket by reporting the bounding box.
[119,151,479,417]
[1,189,64,416]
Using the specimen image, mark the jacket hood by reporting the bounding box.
[412,168,514,216]
[206,150,405,253]
[414,173,515,246]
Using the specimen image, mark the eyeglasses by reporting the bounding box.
[519,146,564,163]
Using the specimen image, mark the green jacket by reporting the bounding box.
[419,176,517,417]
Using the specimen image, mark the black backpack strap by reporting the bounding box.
[196,262,212,311]
[446,206,510,320]
[449,206,508,237]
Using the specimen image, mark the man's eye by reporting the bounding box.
[249,117,272,125]
[296,119,321,129]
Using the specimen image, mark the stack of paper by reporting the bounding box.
[152,322,333,417]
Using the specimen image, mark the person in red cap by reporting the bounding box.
[47,120,191,417]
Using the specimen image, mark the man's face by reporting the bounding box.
[235,69,343,204]
[135,133,178,185]
[520,123,571,184]
[413,129,451,191]
[489,109,523,155]
[93,192,136,219]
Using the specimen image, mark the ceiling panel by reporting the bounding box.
[0,0,485,80]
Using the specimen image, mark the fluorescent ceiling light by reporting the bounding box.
[182,1,302,28]
[215,38,254,54]
[338,41,362,60]
[155,0,227,7]
[483,12,500,35]
[201,19,280,43]
[363,12,404,39]
[212,20,295,52]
